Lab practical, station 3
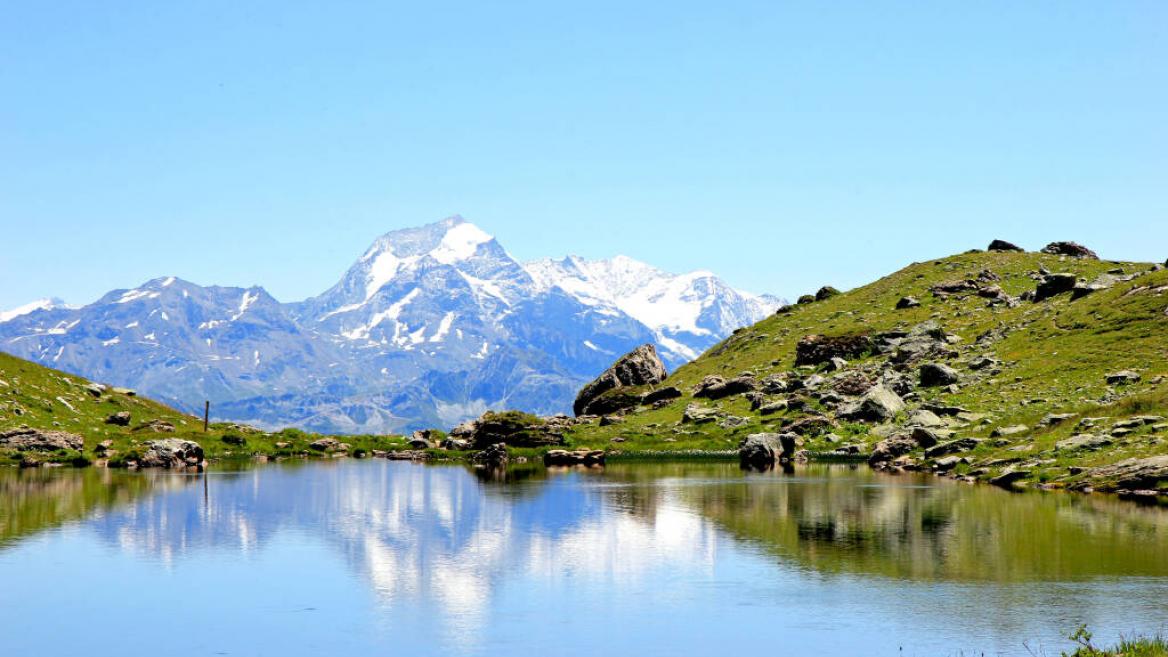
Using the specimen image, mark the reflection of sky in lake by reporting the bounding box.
[0,461,1165,657]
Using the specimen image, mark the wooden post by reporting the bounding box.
[203,400,210,432]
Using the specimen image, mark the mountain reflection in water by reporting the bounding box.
[1,460,1166,657]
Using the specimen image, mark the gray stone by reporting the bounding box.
[1106,370,1141,385]
[573,344,667,416]
[919,362,960,387]
[0,427,84,452]
[139,439,204,468]
[104,411,132,426]
[1041,241,1098,259]
[1034,273,1078,301]
[924,438,982,459]
[990,425,1029,438]
[1055,434,1112,452]
[896,296,921,309]
[840,384,906,422]
[987,239,1024,252]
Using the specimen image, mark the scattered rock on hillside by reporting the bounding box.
[1034,272,1078,301]
[868,432,932,465]
[797,294,816,305]
[815,286,841,301]
[139,439,204,468]
[990,469,1030,488]
[1083,455,1168,491]
[896,296,921,309]
[739,432,797,467]
[1041,241,1099,259]
[1071,274,1119,300]
[0,427,84,452]
[132,419,175,433]
[682,403,720,424]
[919,363,960,387]
[693,375,757,400]
[840,384,905,422]
[104,411,132,426]
[969,355,1000,371]
[990,424,1029,438]
[573,344,667,416]
[1039,413,1076,427]
[795,333,873,366]
[84,383,106,398]
[310,438,346,452]
[988,239,1024,252]
[640,386,682,405]
[1106,370,1141,385]
[1055,434,1112,452]
[924,438,981,458]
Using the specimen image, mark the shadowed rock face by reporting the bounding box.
[1041,241,1099,259]
[573,344,667,416]
[988,239,1024,252]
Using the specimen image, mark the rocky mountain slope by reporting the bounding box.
[0,216,781,434]
[560,241,1168,496]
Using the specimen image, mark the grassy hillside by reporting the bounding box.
[564,247,1168,494]
[0,351,409,466]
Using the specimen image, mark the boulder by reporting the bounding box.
[1071,274,1119,300]
[83,383,106,398]
[990,469,1031,488]
[909,427,942,448]
[919,363,960,387]
[907,409,945,428]
[990,425,1029,438]
[440,438,470,450]
[895,296,921,309]
[1034,273,1078,301]
[139,439,204,468]
[797,294,816,305]
[738,432,797,467]
[1106,370,1141,385]
[795,333,873,366]
[868,434,918,465]
[132,419,176,433]
[1084,455,1168,491]
[104,411,132,426]
[463,411,566,449]
[692,375,757,400]
[681,403,720,424]
[1055,434,1112,452]
[934,455,967,471]
[1039,413,1075,427]
[640,386,682,405]
[471,442,509,468]
[573,344,667,416]
[815,286,841,301]
[924,438,982,459]
[785,414,834,436]
[969,355,999,371]
[840,384,905,422]
[544,449,605,467]
[987,239,1024,252]
[309,438,346,452]
[0,427,84,452]
[1041,241,1098,259]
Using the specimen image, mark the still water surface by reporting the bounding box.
[1,460,1166,656]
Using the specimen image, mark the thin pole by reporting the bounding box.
[203,400,210,432]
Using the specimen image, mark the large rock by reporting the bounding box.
[919,363,960,387]
[868,434,919,464]
[840,384,905,422]
[692,375,757,400]
[988,239,1024,252]
[1034,273,1078,301]
[738,432,797,467]
[573,344,667,416]
[461,411,566,449]
[795,333,874,366]
[104,411,132,426]
[139,439,204,468]
[815,286,841,301]
[0,427,84,452]
[1055,434,1111,452]
[471,442,509,468]
[1106,370,1141,385]
[1041,241,1098,259]
[640,386,682,405]
[1084,455,1168,491]
[544,449,605,467]
[924,437,981,458]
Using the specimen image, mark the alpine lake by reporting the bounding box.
[1,459,1166,656]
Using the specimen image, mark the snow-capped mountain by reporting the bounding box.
[525,255,783,361]
[0,298,71,323]
[0,216,785,433]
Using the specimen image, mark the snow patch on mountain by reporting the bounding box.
[0,298,68,323]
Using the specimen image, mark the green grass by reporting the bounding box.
[1062,627,1168,657]
[563,249,1168,491]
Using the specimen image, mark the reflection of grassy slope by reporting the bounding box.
[0,351,411,465]
[0,467,161,546]
[682,465,1168,582]
[567,251,1168,489]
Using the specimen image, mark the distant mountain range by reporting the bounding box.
[0,216,783,433]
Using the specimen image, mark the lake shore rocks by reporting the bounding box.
[0,427,84,452]
[139,439,204,468]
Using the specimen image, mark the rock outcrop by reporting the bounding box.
[738,432,797,467]
[1041,241,1098,259]
[139,439,204,468]
[795,334,873,366]
[988,239,1024,252]
[455,411,567,449]
[0,427,84,452]
[544,449,605,467]
[573,344,667,416]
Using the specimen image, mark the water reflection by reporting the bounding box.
[1,461,1167,656]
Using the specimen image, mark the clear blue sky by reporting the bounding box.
[2,1,1165,308]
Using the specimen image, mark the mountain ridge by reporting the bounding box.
[0,216,784,434]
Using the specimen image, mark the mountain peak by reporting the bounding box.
[0,297,68,323]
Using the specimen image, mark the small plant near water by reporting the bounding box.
[1058,626,1168,657]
